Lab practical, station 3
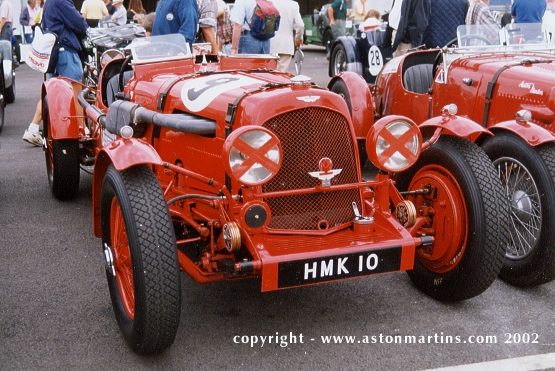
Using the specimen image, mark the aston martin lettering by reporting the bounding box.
[180,73,263,112]
[277,247,402,288]
[519,81,544,96]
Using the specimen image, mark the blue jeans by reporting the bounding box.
[238,33,270,54]
[56,49,83,81]
[0,22,12,41]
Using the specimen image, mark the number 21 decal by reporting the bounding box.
[180,73,263,112]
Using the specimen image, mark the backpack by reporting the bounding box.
[249,0,281,41]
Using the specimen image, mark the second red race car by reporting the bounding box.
[356,23,555,287]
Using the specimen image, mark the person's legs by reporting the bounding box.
[276,54,292,72]
[22,99,43,146]
[259,39,270,54]
[238,34,258,54]
[239,34,270,54]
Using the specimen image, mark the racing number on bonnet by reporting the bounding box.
[181,73,263,112]
[368,45,383,76]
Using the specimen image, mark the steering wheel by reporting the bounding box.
[118,55,132,92]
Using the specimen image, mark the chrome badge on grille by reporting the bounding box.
[309,157,342,187]
[296,95,320,103]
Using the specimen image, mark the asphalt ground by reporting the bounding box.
[0,49,554,370]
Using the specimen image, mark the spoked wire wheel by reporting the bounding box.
[493,157,541,260]
[482,134,555,286]
[331,44,347,76]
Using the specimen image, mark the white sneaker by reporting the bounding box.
[22,130,43,147]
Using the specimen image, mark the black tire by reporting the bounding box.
[397,137,506,301]
[101,165,181,354]
[482,133,555,286]
[330,43,347,77]
[0,70,5,133]
[323,29,333,56]
[43,96,80,200]
[329,78,368,167]
[5,72,14,104]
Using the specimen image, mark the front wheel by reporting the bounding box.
[482,134,555,286]
[101,165,181,354]
[397,137,506,301]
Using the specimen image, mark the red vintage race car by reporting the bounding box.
[42,34,507,353]
[360,23,555,287]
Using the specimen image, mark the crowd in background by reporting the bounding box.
[11,0,555,146]
[330,0,553,57]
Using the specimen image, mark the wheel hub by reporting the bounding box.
[511,189,533,224]
[103,243,116,277]
[408,165,467,273]
[493,157,541,260]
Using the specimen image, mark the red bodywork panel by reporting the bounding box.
[43,78,81,140]
[92,138,164,237]
[375,50,555,145]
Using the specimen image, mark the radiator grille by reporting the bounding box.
[262,107,360,230]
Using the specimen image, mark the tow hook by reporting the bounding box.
[103,243,116,277]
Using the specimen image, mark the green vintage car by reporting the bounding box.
[302,4,356,55]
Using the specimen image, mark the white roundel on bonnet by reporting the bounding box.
[180,73,263,112]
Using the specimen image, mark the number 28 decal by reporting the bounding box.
[180,73,263,112]
[368,45,384,77]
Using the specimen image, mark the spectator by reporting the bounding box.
[326,0,348,58]
[216,0,232,53]
[423,0,468,48]
[269,0,303,72]
[390,0,431,57]
[110,0,127,25]
[152,0,198,45]
[127,0,145,23]
[19,0,39,43]
[230,0,269,54]
[196,0,218,53]
[465,0,499,43]
[512,0,546,24]
[0,0,13,42]
[22,0,88,146]
[34,0,44,24]
[466,0,498,25]
[358,9,381,31]
[81,0,109,27]
[353,0,368,22]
